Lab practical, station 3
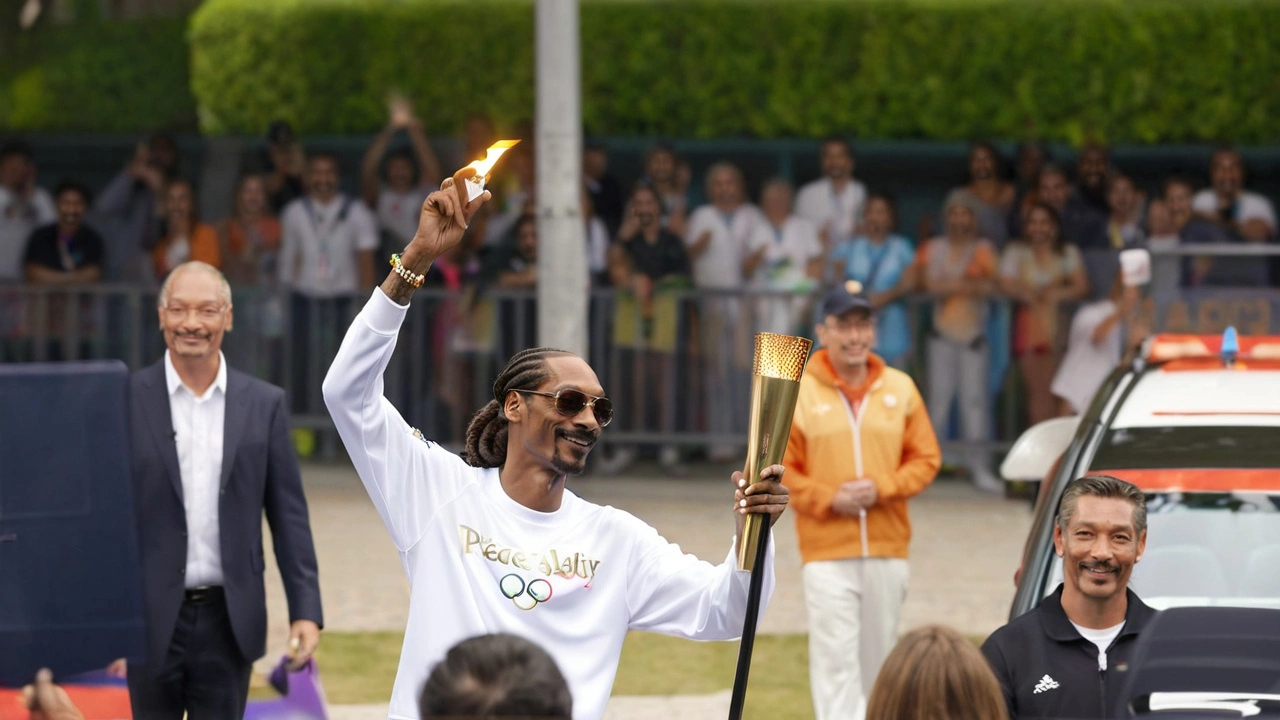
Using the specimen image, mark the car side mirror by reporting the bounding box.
[1000,416,1081,482]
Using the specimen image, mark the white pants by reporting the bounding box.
[803,557,910,720]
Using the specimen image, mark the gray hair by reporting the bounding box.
[704,161,744,192]
[158,261,233,309]
[1056,475,1147,536]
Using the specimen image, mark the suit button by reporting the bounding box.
[180,568,186,576]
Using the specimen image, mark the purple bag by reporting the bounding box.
[242,656,330,720]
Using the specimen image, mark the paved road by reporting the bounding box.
[258,460,1033,718]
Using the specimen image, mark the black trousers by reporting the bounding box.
[127,589,252,720]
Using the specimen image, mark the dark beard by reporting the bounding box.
[551,447,587,476]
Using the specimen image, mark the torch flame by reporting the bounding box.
[464,139,520,179]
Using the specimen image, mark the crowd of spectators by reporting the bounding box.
[2,107,1277,478]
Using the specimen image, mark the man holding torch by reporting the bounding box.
[322,154,790,720]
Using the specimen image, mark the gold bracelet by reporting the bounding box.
[390,253,425,288]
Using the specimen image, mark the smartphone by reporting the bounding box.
[1119,248,1152,287]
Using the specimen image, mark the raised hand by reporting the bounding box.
[410,171,489,260]
[382,171,491,303]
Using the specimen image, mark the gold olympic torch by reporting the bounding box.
[728,331,813,720]
[736,332,813,571]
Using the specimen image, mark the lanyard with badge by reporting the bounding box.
[768,222,792,279]
[304,198,338,280]
[56,232,77,272]
[829,181,849,235]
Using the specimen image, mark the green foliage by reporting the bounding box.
[8,0,1280,142]
[0,16,196,132]
[187,0,1280,143]
[188,0,535,136]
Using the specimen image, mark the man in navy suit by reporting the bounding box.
[125,260,323,719]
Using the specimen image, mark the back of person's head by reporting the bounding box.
[419,633,572,719]
[866,625,1009,720]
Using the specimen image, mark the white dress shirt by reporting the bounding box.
[0,185,56,281]
[1191,189,1277,233]
[165,350,227,588]
[684,203,766,289]
[278,193,380,297]
[795,177,867,243]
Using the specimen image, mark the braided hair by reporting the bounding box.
[462,347,572,468]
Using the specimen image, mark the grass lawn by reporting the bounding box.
[284,629,985,720]
[276,630,809,716]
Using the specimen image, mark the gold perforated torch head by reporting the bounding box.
[737,332,813,570]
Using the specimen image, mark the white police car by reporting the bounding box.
[1003,327,1280,619]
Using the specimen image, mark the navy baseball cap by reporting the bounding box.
[820,280,873,319]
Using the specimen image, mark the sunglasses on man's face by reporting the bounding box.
[519,389,613,427]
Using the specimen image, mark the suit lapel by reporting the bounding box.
[142,362,184,503]
[221,370,251,492]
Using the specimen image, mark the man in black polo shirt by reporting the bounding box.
[23,180,104,284]
[982,475,1156,719]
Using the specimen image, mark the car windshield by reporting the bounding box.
[1092,426,1280,470]
[1043,491,1280,610]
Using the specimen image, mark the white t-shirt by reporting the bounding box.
[684,203,765,289]
[377,186,432,249]
[278,194,379,296]
[795,177,866,243]
[1070,620,1125,671]
[1051,300,1121,414]
[0,186,56,281]
[323,289,776,720]
[747,215,822,291]
[1191,189,1277,233]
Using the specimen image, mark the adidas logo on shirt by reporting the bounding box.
[1033,675,1060,694]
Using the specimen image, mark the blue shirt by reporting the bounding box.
[830,234,916,362]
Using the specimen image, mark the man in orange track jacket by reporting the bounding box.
[783,281,942,720]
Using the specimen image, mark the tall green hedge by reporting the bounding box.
[188,0,1280,143]
[7,1,1280,141]
[1,17,196,132]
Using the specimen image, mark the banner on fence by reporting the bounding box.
[1153,288,1280,336]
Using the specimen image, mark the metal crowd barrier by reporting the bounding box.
[0,282,1038,463]
[6,263,1278,466]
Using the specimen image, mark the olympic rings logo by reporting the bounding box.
[499,573,554,611]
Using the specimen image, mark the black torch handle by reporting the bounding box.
[727,520,771,720]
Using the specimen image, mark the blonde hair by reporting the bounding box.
[866,625,1009,720]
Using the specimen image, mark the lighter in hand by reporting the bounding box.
[461,140,521,202]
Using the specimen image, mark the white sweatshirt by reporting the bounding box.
[322,289,776,720]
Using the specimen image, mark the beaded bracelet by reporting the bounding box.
[390,253,425,288]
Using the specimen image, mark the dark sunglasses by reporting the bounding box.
[519,389,613,427]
